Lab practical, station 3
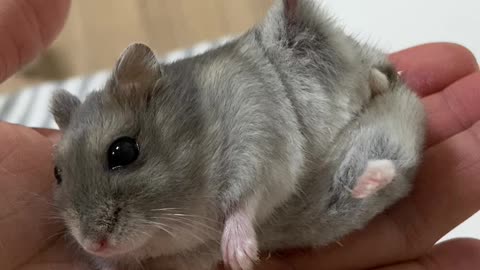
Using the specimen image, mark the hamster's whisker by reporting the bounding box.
[43,229,68,243]
[141,220,176,238]
[162,213,220,225]
[134,257,146,270]
[158,215,220,234]
[150,207,184,212]
[157,216,216,236]
[155,216,219,244]
[22,190,59,208]
[130,227,153,239]
[64,235,80,249]
[123,234,139,251]
[160,219,210,245]
[45,211,68,222]
[154,216,197,232]
[44,216,66,225]
[46,215,64,221]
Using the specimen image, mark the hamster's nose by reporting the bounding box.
[84,238,108,253]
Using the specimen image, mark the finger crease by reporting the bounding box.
[383,202,430,260]
[418,252,443,270]
[21,0,47,48]
[441,89,471,130]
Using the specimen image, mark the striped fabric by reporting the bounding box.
[0,37,232,129]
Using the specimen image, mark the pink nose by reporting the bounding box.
[85,238,108,253]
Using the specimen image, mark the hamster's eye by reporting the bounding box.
[108,137,140,170]
[54,166,62,185]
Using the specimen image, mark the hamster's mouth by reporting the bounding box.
[77,232,151,258]
[81,238,147,258]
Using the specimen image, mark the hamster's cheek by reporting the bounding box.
[63,211,82,243]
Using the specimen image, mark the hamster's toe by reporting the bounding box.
[352,159,396,199]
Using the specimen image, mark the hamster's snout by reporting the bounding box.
[80,231,123,257]
[76,205,124,257]
[84,237,109,254]
[73,204,151,257]
[81,230,116,257]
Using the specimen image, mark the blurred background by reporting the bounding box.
[2,0,479,93]
[0,0,274,93]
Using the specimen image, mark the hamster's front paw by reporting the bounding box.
[92,260,120,270]
[352,159,396,199]
[101,267,117,270]
[91,258,140,270]
[221,211,258,270]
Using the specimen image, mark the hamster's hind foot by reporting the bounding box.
[352,159,396,199]
[369,64,400,97]
[221,210,258,270]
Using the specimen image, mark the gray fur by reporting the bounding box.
[50,0,425,269]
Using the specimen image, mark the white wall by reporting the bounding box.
[323,0,480,59]
[322,0,479,242]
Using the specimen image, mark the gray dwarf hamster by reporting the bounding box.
[50,0,425,269]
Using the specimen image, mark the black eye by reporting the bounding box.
[108,137,139,170]
[54,166,62,185]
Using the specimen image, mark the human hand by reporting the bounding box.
[0,0,70,83]
[0,0,75,269]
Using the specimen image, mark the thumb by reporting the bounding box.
[0,0,71,82]
[33,127,61,144]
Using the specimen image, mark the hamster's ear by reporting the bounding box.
[266,0,321,22]
[261,0,332,45]
[50,89,81,130]
[112,43,162,85]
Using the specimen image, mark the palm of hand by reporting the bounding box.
[1,43,479,270]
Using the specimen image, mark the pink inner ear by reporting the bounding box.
[285,0,298,18]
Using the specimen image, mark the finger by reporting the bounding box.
[255,121,480,270]
[0,122,60,270]
[374,238,480,270]
[388,121,480,254]
[389,43,478,97]
[423,72,480,147]
[16,237,90,270]
[33,127,61,144]
[0,0,71,82]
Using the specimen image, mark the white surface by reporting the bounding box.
[322,0,479,242]
[323,0,480,59]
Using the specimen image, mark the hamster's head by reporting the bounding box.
[50,44,216,258]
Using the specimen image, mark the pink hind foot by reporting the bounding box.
[221,210,258,270]
[352,159,396,199]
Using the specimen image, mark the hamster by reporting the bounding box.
[49,0,425,269]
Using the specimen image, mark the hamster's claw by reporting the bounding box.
[221,211,258,270]
[352,159,396,199]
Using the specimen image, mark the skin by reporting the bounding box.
[0,1,479,270]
